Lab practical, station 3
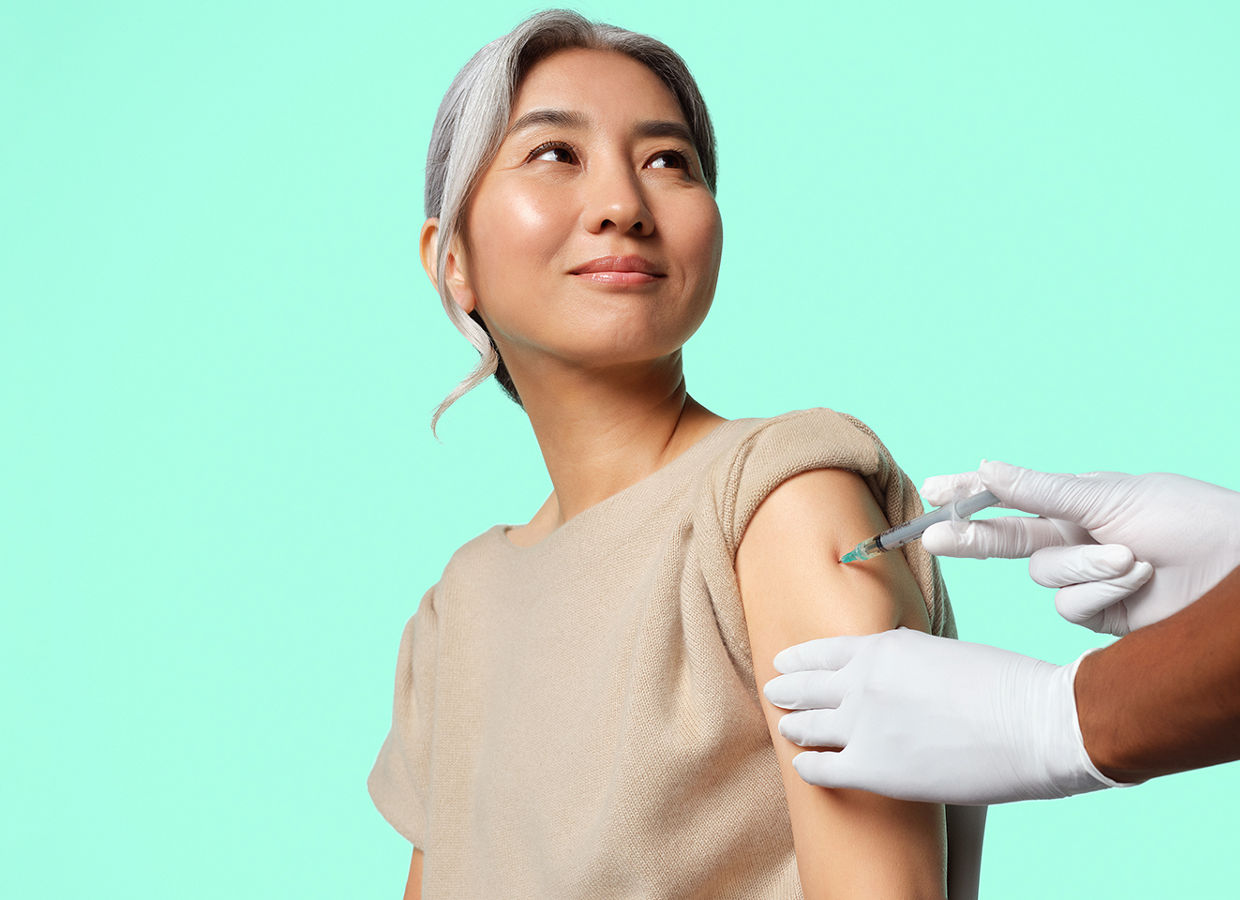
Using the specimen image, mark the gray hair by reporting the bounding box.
[425,8,718,432]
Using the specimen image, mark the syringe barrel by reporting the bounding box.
[876,490,1000,551]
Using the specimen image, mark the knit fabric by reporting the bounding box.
[369,408,956,898]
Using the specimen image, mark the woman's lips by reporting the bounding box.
[572,270,661,284]
[570,255,665,284]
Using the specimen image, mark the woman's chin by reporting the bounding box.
[562,330,698,369]
[561,310,708,363]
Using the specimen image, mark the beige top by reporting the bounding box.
[369,408,957,899]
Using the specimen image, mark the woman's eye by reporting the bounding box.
[530,142,576,164]
[648,150,690,170]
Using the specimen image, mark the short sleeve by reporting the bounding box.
[367,587,438,847]
[714,408,955,638]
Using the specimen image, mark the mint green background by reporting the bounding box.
[4,2,1237,896]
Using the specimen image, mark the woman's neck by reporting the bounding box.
[511,353,725,537]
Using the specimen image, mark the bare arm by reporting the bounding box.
[1078,564,1240,783]
[402,849,423,900]
[736,469,947,899]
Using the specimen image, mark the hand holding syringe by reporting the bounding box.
[841,461,1235,635]
[915,461,1240,635]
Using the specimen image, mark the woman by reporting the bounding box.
[370,10,976,898]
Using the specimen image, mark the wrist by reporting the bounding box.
[1073,645,1154,784]
[1000,651,1117,800]
[1061,649,1133,790]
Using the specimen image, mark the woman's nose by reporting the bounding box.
[581,167,654,237]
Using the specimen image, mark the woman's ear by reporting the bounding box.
[420,218,477,315]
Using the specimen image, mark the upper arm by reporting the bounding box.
[735,467,947,900]
[402,848,423,900]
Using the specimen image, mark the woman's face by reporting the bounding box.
[450,48,723,376]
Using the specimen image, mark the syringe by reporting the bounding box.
[840,490,1001,563]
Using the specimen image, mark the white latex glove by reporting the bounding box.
[920,461,1240,635]
[764,628,1126,804]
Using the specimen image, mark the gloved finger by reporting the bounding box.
[1053,561,1155,627]
[1044,519,1094,546]
[1029,544,1137,588]
[778,708,849,748]
[773,634,864,674]
[922,516,1068,559]
[920,470,988,507]
[791,749,863,791]
[764,670,847,710]
[979,461,1116,525]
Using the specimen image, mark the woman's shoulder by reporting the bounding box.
[704,406,953,636]
[707,407,891,490]
[431,524,512,587]
[700,407,906,552]
[722,406,884,445]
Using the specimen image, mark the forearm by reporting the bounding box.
[1076,564,1240,782]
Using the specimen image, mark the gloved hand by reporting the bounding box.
[920,462,1240,635]
[763,627,1126,804]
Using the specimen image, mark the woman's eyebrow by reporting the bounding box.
[633,119,696,148]
[506,108,697,149]
[507,108,589,137]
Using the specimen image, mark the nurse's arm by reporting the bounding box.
[1078,564,1240,783]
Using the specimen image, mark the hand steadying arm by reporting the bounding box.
[764,564,1240,804]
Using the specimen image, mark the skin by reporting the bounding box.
[408,47,946,898]
[402,852,421,900]
[1077,563,1240,783]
